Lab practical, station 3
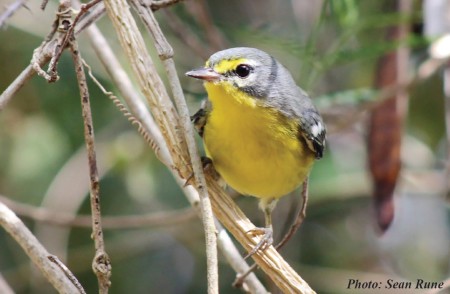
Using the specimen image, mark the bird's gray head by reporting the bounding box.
[186,47,298,100]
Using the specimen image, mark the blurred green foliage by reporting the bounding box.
[0,0,449,293]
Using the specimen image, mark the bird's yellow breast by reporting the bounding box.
[203,82,315,198]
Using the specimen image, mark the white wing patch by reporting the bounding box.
[311,122,323,137]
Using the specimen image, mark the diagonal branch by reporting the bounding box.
[0,0,28,28]
[0,201,82,293]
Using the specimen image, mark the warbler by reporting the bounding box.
[186,47,325,255]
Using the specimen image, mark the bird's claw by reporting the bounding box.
[183,157,215,187]
[244,227,273,259]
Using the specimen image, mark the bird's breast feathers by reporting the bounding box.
[203,82,315,198]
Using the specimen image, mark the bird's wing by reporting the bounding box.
[191,99,211,138]
[298,108,326,159]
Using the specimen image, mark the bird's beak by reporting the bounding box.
[186,67,221,82]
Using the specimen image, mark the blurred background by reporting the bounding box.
[1,0,449,293]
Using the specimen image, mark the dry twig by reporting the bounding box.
[47,0,102,81]
[0,194,196,228]
[0,0,105,109]
[0,273,14,294]
[0,201,81,293]
[277,177,310,250]
[131,2,218,292]
[69,36,112,293]
[48,255,86,294]
[0,0,28,28]
[150,0,184,11]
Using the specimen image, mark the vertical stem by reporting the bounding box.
[70,38,111,293]
[131,5,218,292]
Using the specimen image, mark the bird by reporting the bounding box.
[186,47,326,256]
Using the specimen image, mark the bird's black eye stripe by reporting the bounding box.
[234,64,252,78]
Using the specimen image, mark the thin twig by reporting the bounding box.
[103,0,189,172]
[0,273,14,294]
[82,58,170,166]
[0,194,196,228]
[0,201,81,293]
[82,20,173,166]
[40,0,49,10]
[149,0,184,11]
[0,0,28,28]
[30,1,67,82]
[75,2,106,35]
[48,255,86,294]
[69,36,111,293]
[48,0,102,81]
[276,177,309,250]
[0,0,105,110]
[216,223,267,293]
[131,3,218,292]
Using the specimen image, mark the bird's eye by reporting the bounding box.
[235,64,252,78]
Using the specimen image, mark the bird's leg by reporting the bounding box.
[244,198,278,259]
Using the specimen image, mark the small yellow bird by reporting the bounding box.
[187,47,325,255]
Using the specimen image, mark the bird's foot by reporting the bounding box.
[244,227,273,259]
[184,157,219,187]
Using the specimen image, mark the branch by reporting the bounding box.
[0,0,105,110]
[103,0,190,172]
[69,36,111,293]
[48,255,86,294]
[217,224,267,293]
[79,21,173,165]
[130,2,218,292]
[276,177,310,250]
[0,201,82,293]
[0,0,28,28]
[0,273,14,294]
[0,194,196,228]
[47,0,103,81]
[149,0,184,11]
[206,174,315,293]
